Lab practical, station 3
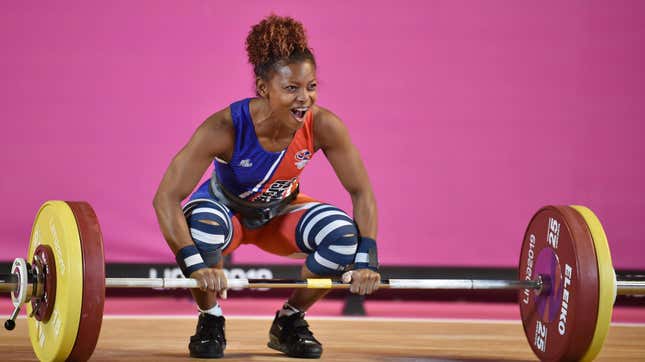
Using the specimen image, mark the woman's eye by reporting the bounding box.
[286,86,297,92]
[308,83,317,91]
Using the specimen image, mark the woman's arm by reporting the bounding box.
[315,110,377,238]
[152,108,234,292]
[314,107,380,294]
[153,108,233,251]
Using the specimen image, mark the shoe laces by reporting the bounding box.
[282,312,315,340]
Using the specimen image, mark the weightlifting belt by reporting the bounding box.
[209,175,299,229]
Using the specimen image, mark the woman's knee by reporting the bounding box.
[296,204,358,275]
[184,200,234,266]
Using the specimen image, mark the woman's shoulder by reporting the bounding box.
[193,105,236,160]
[312,105,350,150]
[312,105,346,133]
[313,104,338,120]
[209,97,254,128]
[203,105,234,132]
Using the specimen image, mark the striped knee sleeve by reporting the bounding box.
[184,200,233,266]
[296,205,358,275]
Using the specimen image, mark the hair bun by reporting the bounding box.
[246,15,311,74]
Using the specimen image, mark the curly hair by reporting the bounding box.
[245,15,316,80]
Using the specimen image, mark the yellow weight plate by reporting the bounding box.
[571,205,617,362]
[27,201,83,362]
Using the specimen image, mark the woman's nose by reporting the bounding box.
[296,89,307,102]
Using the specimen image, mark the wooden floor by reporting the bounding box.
[2,317,644,361]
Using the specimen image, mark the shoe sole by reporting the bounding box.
[189,352,223,358]
[189,344,226,359]
[267,341,322,359]
[189,350,224,359]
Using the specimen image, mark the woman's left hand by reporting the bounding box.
[342,269,381,295]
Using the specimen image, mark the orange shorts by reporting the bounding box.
[222,194,321,257]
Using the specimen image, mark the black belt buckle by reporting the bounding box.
[260,207,274,221]
[242,207,273,230]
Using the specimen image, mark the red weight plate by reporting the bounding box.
[66,202,106,362]
[518,206,599,361]
[553,206,600,360]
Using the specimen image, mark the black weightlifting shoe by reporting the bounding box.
[267,311,323,358]
[189,313,226,358]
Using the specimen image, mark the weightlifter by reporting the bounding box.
[153,15,381,359]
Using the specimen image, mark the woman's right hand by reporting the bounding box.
[190,268,228,299]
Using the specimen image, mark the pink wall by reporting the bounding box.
[1,1,644,268]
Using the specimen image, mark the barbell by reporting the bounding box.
[1,200,644,361]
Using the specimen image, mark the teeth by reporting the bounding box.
[291,108,307,119]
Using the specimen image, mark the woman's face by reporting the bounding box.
[260,60,317,125]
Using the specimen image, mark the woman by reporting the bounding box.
[153,15,380,359]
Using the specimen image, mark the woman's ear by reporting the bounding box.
[256,77,268,98]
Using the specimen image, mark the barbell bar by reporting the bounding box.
[0,274,544,292]
[105,276,545,290]
[104,277,645,293]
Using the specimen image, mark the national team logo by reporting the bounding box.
[294,149,312,170]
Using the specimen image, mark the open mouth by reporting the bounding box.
[290,107,308,120]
